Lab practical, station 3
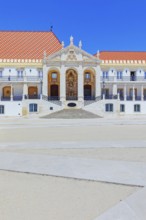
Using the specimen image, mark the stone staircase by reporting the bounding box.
[41,109,102,119]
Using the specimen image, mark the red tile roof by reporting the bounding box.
[99,51,146,60]
[0,31,62,59]
[0,32,145,61]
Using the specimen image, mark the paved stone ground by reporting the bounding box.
[41,109,101,119]
[0,118,146,220]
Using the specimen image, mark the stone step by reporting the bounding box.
[41,109,102,119]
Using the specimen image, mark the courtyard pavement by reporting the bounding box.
[0,117,146,219]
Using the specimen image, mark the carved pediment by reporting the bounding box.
[66,48,77,61]
[44,42,100,65]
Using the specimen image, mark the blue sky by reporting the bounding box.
[0,0,146,54]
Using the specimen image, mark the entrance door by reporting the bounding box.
[84,85,91,99]
[3,86,11,100]
[50,85,59,99]
[28,87,38,99]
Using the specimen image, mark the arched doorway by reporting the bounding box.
[66,69,78,100]
[84,70,95,100]
[48,71,60,100]
[50,85,59,99]
[3,86,11,100]
[84,85,92,99]
[28,86,38,99]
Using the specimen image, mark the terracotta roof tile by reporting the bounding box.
[0,31,62,59]
[99,51,146,61]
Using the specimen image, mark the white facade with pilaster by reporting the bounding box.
[1,36,146,116]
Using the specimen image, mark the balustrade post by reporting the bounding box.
[117,93,120,100]
[103,94,105,100]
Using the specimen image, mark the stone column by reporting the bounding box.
[60,65,66,101]
[124,85,127,101]
[141,85,144,101]
[23,83,28,100]
[42,65,48,97]
[133,85,135,101]
[10,84,13,101]
[78,65,83,101]
[39,80,43,100]
[113,84,117,96]
[95,66,101,98]
[113,70,117,82]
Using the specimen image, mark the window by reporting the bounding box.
[120,104,125,112]
[38,70,43,78]
[85,72,90,79]
[144,72,146,79]
[17,70,23,78]
[52,73,57,79]
[134,104,140,112]
[105,104,113,112]
[118,89,124,98]
[117,71,123,79]
[102,71,108,79]
[0,70,3,78]
[29,103,38,112]
[0,105,4,114]
[130,71,136,81]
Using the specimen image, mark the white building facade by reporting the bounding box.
[0,32,146,117]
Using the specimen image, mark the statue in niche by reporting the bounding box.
[68,72,75,96]
[68,73,74,88]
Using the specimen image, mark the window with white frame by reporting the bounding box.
[105,103,113,112]
[120,104,125,112]
[102,71,108,79]
[0,105,4,114]
[134,104,140,112]
[117,71,123,79]
[29,103,38,112]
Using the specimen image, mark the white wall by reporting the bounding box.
[0,101,22,116]
[120,101,146,115]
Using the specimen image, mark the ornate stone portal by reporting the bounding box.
[66,69,78,100]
